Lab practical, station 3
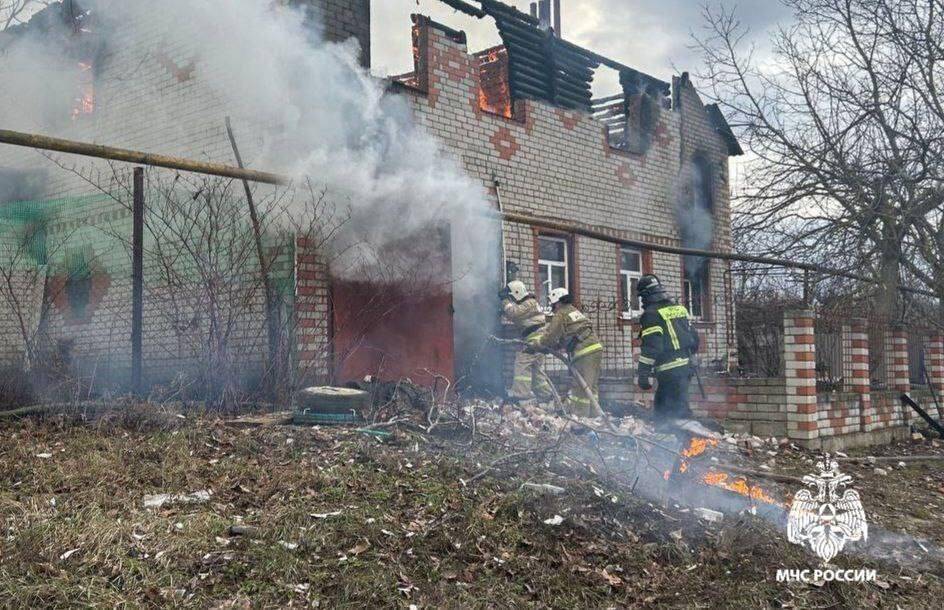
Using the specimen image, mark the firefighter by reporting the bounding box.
[635,274,714,436]
[533,288,604,417]
[500,280,554,404]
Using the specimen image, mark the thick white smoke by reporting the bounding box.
[0,0,498,287]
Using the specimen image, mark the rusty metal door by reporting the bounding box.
[331,280,455,388]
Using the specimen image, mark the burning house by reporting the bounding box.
[0,0,738,399]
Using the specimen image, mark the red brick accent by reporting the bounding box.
[490,126,520,160]
[615,163,636,187]
[555,108,580,130]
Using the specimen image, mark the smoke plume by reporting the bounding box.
[0,0,498,289]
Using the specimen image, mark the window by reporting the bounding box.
[619,247,642,318]
[691,155,713,213]
[683,259,709,320]
[537,236,569,309]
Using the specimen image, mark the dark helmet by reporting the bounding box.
[638,274,668,305]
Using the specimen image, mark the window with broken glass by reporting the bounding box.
[683,260,709,320]
[537,235,568,310]
[619,247,642,319]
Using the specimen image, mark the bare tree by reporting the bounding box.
[696,0,944,320]
[0,0,48,31]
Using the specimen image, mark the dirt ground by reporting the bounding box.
[1,405,943,608]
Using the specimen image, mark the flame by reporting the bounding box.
[682,437,718,458]
[72,61,95,120]
[477,47,513,118]
[701,471,784,507]
[664,437,785,508]
[676,437,718,474]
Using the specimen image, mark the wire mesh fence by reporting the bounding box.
[734,301,785,377]
[909,327,929,388]
[814,309,845,392]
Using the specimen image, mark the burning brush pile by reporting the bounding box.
[307,381,796,520]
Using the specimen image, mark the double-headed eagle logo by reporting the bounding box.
[787,455,868,563]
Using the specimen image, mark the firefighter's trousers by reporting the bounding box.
[568,350,603,418]
[510,350,555,402]
[653,367,692,422]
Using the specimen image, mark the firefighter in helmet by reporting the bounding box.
[500,280,555,404]
[533,288,604,417]
[636,274,703,429]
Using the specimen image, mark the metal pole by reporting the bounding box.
[553,0,561,36]
[0,128,936,299]
[493,176,508,285]
[131,167,144,394]
[0,129,289,185]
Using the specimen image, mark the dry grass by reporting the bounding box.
[1,411,942,608]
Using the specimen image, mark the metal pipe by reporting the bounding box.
[0,129,289,185]
[499,210,938,298]
[553,0,561,37]
[0,128,934,299]
[131,167,144,394]
[439,0,485,18]
[493,175,508,285]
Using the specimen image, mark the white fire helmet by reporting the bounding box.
[507,280,530,302]
[548,287,569,306]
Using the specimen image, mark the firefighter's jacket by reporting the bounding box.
[502,296,547,344]
[537,304,604,361]
[637,300,700,376]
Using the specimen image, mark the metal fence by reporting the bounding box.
[734,301,785,377]
[814,310,845,392]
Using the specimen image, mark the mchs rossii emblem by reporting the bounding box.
[787,455,868,563]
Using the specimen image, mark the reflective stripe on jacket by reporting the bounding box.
[638,301,699,375]
[537,303,603,361]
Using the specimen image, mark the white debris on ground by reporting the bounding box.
[143,490,213,509]
[693,507,724,523]
[470,401,652,440]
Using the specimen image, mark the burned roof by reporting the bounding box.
[1,0,100,58]
[705,104,744,156]
[439,0,670,113]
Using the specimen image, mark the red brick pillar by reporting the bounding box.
[844,319,873,431]
[926,332,944,419]
[784,310,818,445]
[889,325,911,425]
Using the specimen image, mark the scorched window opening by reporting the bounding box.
[683,262,709,320]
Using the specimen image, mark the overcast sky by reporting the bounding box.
[371,0,793,95]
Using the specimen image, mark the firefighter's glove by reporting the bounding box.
[637,374,652,391]
[523,343,542,355]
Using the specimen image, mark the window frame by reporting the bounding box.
[618,247,643,320]
[536,234,571,311]
[682,260,710,321]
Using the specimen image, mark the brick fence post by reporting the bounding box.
[889,325,911,425]
[844,319,873,431]
[784,309,818,445]
[926,331,944,419]
[295,236,331,386]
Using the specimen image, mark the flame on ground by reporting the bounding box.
[677,437,718,474]
[701,471,784,507]
[667,437,785,508]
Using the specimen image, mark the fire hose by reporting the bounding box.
[489,336,607,420]
[690,355,708,400]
